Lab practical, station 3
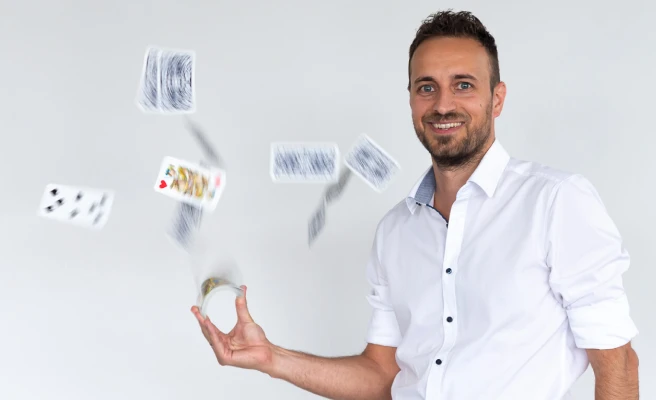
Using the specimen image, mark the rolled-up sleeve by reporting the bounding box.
[546,174,638,350]
[365,224,402,347]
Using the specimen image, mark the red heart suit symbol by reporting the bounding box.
[159,180,167,189]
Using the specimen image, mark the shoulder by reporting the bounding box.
[502,157,608,227]
[502,157,599,199]
[505,157,576,185]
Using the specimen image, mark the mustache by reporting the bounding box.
[423,113,468,124]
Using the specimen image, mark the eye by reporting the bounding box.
[419,84,434,93]
[456,82,473,90]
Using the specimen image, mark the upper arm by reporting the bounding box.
[362,343,400,382]
[545,174,638,349]
[365,223,403,346]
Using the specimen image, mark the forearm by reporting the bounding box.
[265,345,393,400]
[593,347,639,400]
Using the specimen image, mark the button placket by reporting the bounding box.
[426,192,469,399]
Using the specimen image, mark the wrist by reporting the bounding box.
[264,344,292,379]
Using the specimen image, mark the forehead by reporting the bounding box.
[410,36,490,82]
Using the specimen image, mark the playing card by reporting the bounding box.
[169,202,203,251]
[324,167,353,205]
[308,200,326,246]
[136,46,195,114]
[345,134,400,192]
[188,239,244,317]
[271,143,339,183]
[159,48,195,113]
[197,276,244,317]
[154,156,226,211]
[37,184,114,229]
[136,47,160,111]
[183,117,224,168]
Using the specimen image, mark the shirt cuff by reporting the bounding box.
[566,294,639,349]
[366,309,402,347]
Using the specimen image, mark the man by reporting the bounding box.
[191,10,639,400]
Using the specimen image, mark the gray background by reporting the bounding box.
[0,0,653,399]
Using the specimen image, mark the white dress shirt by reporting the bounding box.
[364,139,638,399]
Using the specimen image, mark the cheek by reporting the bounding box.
[410,99,430,120]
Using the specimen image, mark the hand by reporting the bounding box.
[191,285,274,373]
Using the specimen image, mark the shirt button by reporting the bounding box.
[446,317,453,323]
[435,359,442,365]
[446,268,452,274]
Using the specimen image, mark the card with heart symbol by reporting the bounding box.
[153,156,226,211]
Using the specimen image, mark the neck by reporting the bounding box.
[430,136,495,217]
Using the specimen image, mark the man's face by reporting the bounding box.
[409,37,506,169]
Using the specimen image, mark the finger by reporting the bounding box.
[235,285,254,323]
[204,318,229,364]
[191,306,204,322]
[191,306,212,341]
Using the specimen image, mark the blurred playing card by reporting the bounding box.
[136,46,195,114]
[188,239,244,317]
[37,184,114,229]
[160,49,195,113]
[324,168,353,205]
[169,202,203,250]
[271,143,339,183]
[197,277,243,317]
[308,200,326,246]
[136,48,160,111]
[183,117,225,168]
[154,156,226,211]
[345,134,400,192]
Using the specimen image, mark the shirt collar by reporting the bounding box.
[406,139,511,212]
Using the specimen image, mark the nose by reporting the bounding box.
[432,88,456,115]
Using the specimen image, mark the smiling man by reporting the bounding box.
[192,10,640,400]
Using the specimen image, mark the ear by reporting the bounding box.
[492,81,507,118]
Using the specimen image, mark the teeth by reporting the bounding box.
[433,122,463,129]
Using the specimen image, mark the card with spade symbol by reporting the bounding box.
[154,156,226,212]
[37,184,115,229]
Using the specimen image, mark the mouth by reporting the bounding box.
[428,121,464,135]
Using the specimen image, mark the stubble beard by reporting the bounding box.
[415,103,493,171]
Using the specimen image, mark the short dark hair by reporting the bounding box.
[408,10,500,92]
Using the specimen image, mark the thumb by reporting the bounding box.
[236,285,254,323]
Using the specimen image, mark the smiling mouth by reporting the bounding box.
[431,122,464,130]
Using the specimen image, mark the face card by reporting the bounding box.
[308,200,326,246]
[270,143,339,183]
[344,134,400,193]
[136,47,161,112]
[37,184,115,229]
[154,156,225,211]
[159,48,195,113]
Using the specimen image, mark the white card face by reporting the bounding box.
[344,134,400,193]
[37,184,114,229]
[136,46,196,114]
[270,143,339,183]
[154,156,226,211]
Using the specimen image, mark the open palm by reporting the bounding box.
[192,286,273,371]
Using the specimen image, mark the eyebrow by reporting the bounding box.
[413,74,479,85]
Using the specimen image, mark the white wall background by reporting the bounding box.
[0,0,653,399]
